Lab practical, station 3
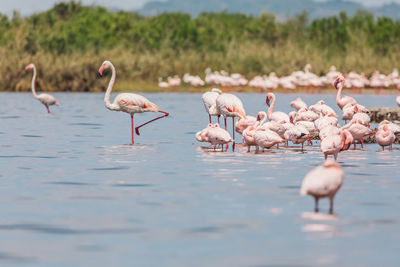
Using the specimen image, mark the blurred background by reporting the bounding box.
[1,0,400,92]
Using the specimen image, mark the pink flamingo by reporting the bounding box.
[99,61,169,145]
[334,75,356,110]
[25,64,60,113]
[290,97,307,111]
[208,123,233,150]
[376,125,395,151]
[254,128,285,152]
[342,121,375,149]
[216,93,246,150]
[300,160,344,214]
[202,88,222,123]
[320,129,353,160]
[266,92,290,123]
[196,124,213,143]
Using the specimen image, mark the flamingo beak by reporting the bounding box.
[333,79,339,89]
[25,65,31,71]
[257,115,261,121]
[98,66,104,77]
[341,143,351,151]
[266,97,270,107]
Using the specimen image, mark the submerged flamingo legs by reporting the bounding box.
[131,115,134,145]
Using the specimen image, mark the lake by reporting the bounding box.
[0,92,399,266]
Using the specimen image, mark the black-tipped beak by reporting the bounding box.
[333,79,339,89]
[257,115,261,121]
[266,98,270,107]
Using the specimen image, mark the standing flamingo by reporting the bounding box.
[334,75,357,109]
[25,64,59,113]
[202,88,222,123]
[376,125,395,151]
[266,92,290,123]
[99,60,169,145]
[300,160,344,214]
[216,93,246,150]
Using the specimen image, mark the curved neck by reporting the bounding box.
[267,95,275,120]
[31,66,38,98]
[260,112,268,125]
[104,63,120,111]
[339,131,346,148]
[336,83,343,103]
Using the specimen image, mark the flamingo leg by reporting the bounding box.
[135,111,169,135]
[314,197,319,213]
[361,138,364,148]
[46,105,50,114]
[209,114,212,123]
[354,143,356,150]
[131,115,134,145]
[218,115,220,124]
[232,117,235,151]
[224,117,227,131]
[329,197,334,214]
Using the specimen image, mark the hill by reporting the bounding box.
[139,0,400,19]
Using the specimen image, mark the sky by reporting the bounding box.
[1,0,399,16]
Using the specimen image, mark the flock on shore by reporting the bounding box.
[159,64,400,90]
[22,60,400,214]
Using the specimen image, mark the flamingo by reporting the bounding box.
[300,160,344,214]
[319,125,340,141]
[284,124,310,151]
[334,75,357,109]
[314,113,339,131]
[207,123,233,150]
[320,129,353,160]
[309,100,336,116]
[266,92,290,123]
[195,124,213,143]
[376,125,395,151]
[202,88,222,123]
[98,60,169,145]
[216,93,246,150]
[158,77,169,88]
[342,121,375,149]
[254,128,285,152]
[25,64,60,113]
[290,97,307,111]
[378,120,400,135]
[294,108,319,123]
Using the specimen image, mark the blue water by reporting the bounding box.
[0,92,399,266]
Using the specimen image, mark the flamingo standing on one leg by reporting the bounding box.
[98,60,169,145]
[216,93,246,151]
[202,88,222,123]
[334,75,356,110]
[25,64,60,113]
[300,160,344,214]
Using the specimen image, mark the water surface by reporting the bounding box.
[0,92,399,266]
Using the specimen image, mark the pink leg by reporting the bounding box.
[224,117,227,131]
[361,138,364,148]
[135,111,169,135]
[218,116,220,124]
[131,115,134,145]
[354,143,356,150]
[232,117,235,151]
[209,114,212,123]
[46,106,50,114]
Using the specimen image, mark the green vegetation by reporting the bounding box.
[1,1,400,92]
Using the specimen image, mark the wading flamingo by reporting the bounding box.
[202,88,222,123]
[207,123,233,150]
[376,125,395,151]
[334,75,356,110]
[300,160,344,214]
[25,64,59,113]
[216,93,246,150]
[99,60,169,145]
[320,129,353,160]
[266,92,290,123]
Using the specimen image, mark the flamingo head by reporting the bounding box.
[341,130,353,151]
[266,93,273,107]
[333,75,344,89]
[25,63,34,71]
[98,60,111,77]
[256,111,265,121]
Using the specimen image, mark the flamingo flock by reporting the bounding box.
[159,65,400,90]
[196,75,400,213]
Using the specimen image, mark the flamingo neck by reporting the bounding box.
[31,65,38,98]
[339,131,346,148]
[336,83,343,104]
[267,95,275,120]
[260,112,268,126]
[104,63,120,111]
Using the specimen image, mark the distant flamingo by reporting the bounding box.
[99,60,169,145]
[334,75,356,109]
[376,125,395,151]
[216,93,246,150]
[290,97,307,111]
[25,64,59,113]
[342,121,375,149]
[207,123,233,150]
[300,160,344,214]
[266,92,290,123]
[202,88,222,123]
